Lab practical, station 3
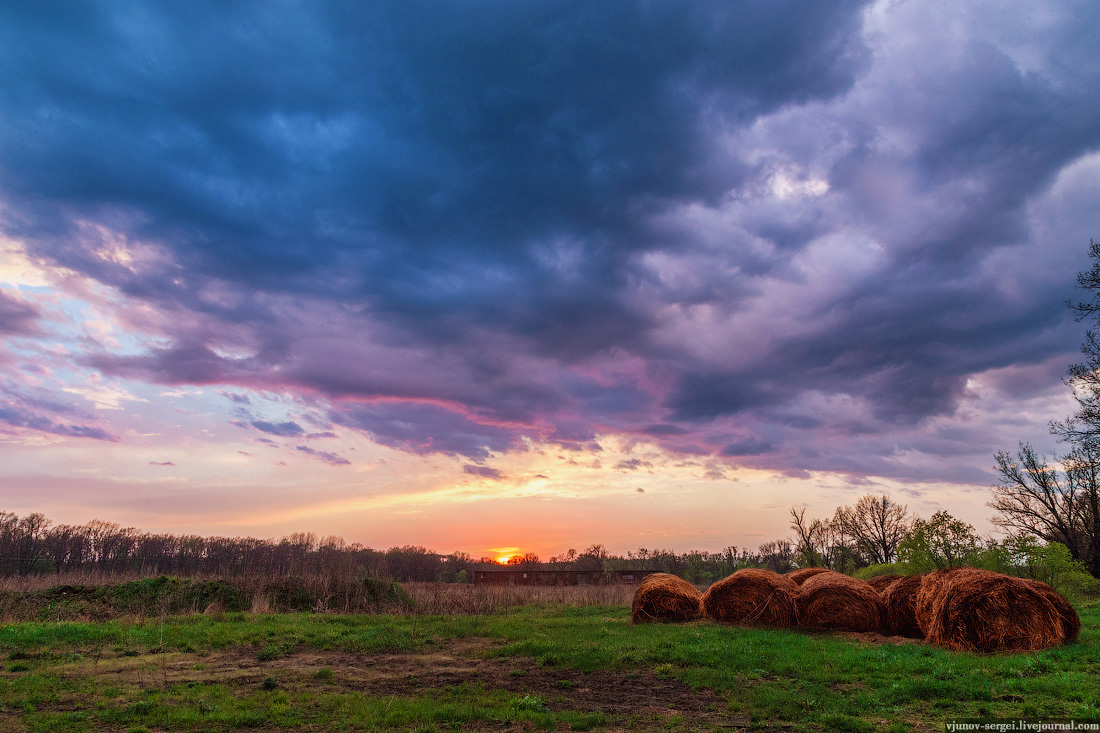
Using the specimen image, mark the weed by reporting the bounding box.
[510,694,547,712]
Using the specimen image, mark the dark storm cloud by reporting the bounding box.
[0,1,868,315]
[2,1,1099,477]
[331,402,522,460]
[721,437,774,457]
[87,344,235,385]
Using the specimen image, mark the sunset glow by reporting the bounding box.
[1,2,1098,557]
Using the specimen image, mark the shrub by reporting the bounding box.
[853,563,907,581]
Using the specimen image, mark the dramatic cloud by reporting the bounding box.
[0,0,1098,493]
[331,402,522,460]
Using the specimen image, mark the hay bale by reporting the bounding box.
[880,573,925,638]
[866,574,903,592]
[797,571,885,632]
[701,569,799,626]
[1022,579,1081,644]
[916,568,1065,652]
[785,567,836,585]
[913,567,976,635]
[631,573,702,624]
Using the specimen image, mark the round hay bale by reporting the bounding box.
[631,573,702,624]
[880,573,925,638]
[785,567,836,586]
[701,569,799,626]
[1022,579,1081,644]
[913,567,981,637]
[917,568,1064,652]
[866,574,903,592]
[797,571,885,632]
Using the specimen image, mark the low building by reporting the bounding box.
[471,568,660,586]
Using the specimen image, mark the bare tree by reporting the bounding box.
[1055,239,1100,449]
[991,443,1100,576]
[789,507,844,569]
[832,494,910,565]
[757,539,794,573]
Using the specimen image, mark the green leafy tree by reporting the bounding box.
[897,510,982,572]
[983,535,1095,594]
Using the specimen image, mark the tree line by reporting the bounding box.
[2,483,1094,590]
[0,513,476,582]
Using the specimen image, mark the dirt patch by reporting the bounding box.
[833,631,925,646]
[47,637,749,729]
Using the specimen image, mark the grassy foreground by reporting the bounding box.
[0,601,1097,732]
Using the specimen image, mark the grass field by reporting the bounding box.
[0,593,1097,732]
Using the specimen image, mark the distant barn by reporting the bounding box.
[472,568,660,586]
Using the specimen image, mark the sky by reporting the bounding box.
[1,1,1099,561]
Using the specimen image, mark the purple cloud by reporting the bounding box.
[0,0,1097,486]
[250,420,305,437]
[331,402,523,460]
[0,291,40,335]
[295,445,351,466]
[218,391,251,405]
[463,464,505,480]
[0,403,119,442]
[721,438,775,457]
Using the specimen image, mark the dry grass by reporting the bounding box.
[916,568,1065,652]
[0,569,151,592]
[796,571,884,632]
[630,573,702,624]
[402,581,635,615]
[880,573,925,638]
[866,574,903,592]
[701,569,799,627]
[0,569,651,620]
[785,567,836,586]
[1022,578,1081,643]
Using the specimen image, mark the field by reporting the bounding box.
[0,582,1097,732]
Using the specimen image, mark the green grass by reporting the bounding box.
[0,600,1096,731]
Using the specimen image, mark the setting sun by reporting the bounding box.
[490,547,522,564]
